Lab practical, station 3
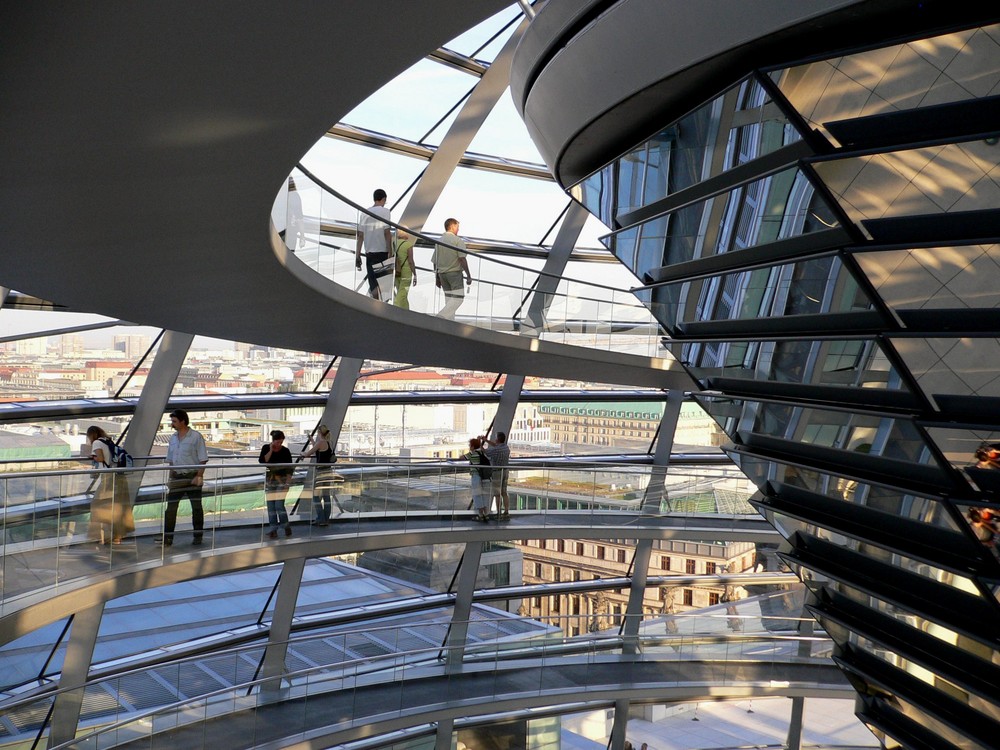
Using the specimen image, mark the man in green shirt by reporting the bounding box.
[431,217,471,320]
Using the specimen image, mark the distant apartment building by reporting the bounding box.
[112,334,152,359]
[538,401,723,451]
[518,537,756,637]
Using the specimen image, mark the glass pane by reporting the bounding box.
[0,315,161,403]
[855,244,1000,312]
[571,77,803,226]
[736,454,960,531]
[675,337,903,390]
[700,396,940,467]
[604,168,838,277]
[772,24,1000,145]
[894,337,1000,401]
[340,59,480,143]
[813,141,999,231]
[648,256,871,334]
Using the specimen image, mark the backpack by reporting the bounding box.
[474,449,492,481]
[98,436,134,469]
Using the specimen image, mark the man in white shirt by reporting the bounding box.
[432,217,471,319]
[157,409,209,546]
[355,188,393,301]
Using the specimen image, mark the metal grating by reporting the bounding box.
[2,696,54,733]
[110,671,179,712]
[159,662,227,700]
[79,683,122,720]
[344,633,392,659]
[289,639,344,670]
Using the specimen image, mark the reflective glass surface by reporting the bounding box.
[648,255,871,334]
[769,510,980,595]
[573,77,802,227]
[772,24,1000,145]
[736,454,960,532]
[701,396,939,468]
[603,168,837,278]
[894,337,1000,401]
[793,566,998,664]
[812,140,1000,231]
[674,337,902,391]
[848,632,1000,723]
[855,244,1000,312]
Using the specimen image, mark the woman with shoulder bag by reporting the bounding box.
[301,424,337,526]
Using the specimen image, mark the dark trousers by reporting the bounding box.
[164,476,204,538]
[366,252,390,297]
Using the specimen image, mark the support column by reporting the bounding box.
[608,698,630,750]
[434,718,455,750]
[492,374,524,438]
[48,603,105,748]
[624,390,684,653]
[260,557,306,681]
[445,541,484,671]
[641,389,683,515]
[786,697,805,750]
[318,357,363,453]
[399,18,529,232]
[522,202,588,334]
[123,330,194,461]
[785,614,814,750]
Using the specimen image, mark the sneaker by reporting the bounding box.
[157,536,173,547]
[267,530,278,539]
[192,535,203,546]
[285,526,293,537]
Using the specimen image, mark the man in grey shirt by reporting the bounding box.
[432,217,471,320]
[157,408,209,546]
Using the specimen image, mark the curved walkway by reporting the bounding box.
[0,510,777,645]
[62,654,850,750]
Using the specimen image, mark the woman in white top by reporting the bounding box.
[85,425,134,544]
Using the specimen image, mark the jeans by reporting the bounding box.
[266,482,290,531]
[313,489,331,523]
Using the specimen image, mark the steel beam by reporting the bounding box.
[399,16,530,232]
[47,602,105,748]
[260,557,306,681]
[446,541,485,671]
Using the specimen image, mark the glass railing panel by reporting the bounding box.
[272,168,667,361]
[4,608,833,749]
[38,621,835,750]
[1,461,760,608]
